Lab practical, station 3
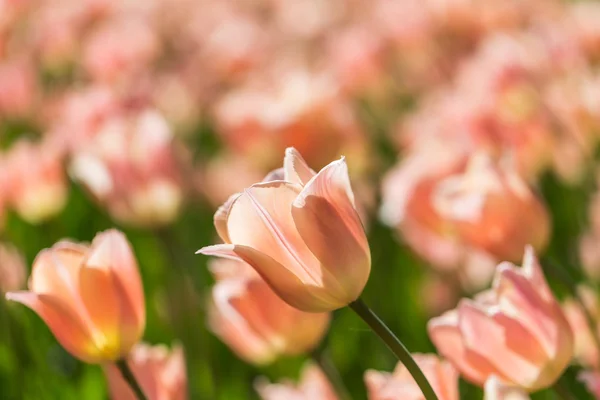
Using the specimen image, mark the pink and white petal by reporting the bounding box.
[484,376,531,400]
[29,246,85,305]
[227,182,322,285]
[262,168,285,182]
[458,301,542,388]
[283,148,316,185]
[428,312,501,386]
[214,193,242,244]
[293,158,367,255]
[199,244,341,312]
[6,292,101,363]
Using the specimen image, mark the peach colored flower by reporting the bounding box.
[0,243,26,293]
[484,376,530,400]
[428,247,574,391]
[0,58,37,118]
[365,354,458,400]
[198,147,370,312]
[433,153,551,262]
[208,258,329,364]
[6,230,145,363]
[105,343,186,400]
[4,139,68,224]
[256,363,338,400]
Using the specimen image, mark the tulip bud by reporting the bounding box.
[104,343,186,400]
[255,363,338,400]
[365,354,459,400]
[208,259,329,364]
[6,229,145,363]
[433,153,550,262]
[198,147,370,312]
[428,247,574,392]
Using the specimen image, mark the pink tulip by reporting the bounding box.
[256,363,338,400]
[105,343,186,400]
[428,247,574,391]
[579,370,600,399]
[198,147,371,312]
[484,376,530,400]
[6,230,145,363]
[433,153,551,262]
[208,258,329,364]
[562,286,599,368]
[365,354,458,400]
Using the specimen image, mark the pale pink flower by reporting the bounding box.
[256,363,338,400]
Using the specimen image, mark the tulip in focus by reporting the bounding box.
[433,153,550,262]
[484,376,530,400]
[256,363,338,400]
[198,147,371,312]
[365,354,458,400]
[4,139,68,224]
[208,258,329,364]
[105,343,186,400]
[428,247,574,391]
[5,230,145,363]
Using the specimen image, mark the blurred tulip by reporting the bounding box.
[199,147,370,312]
[256,363,338,400]
[0,58,37,119]
[4,140,68,224]
[580,370,600,399]
[6,229,145,363]
[105,343,186,400]
[562,286,599,368]
[428,247,574,391]
[365,354,458,400]
[0,243,26,293]
[70,109,184,227]
[484,376,530,400]
[208,258,329,364]
[433,153,551,262]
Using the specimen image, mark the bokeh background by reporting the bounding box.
[1,0,600,398]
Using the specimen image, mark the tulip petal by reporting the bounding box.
[198,244,341,312]
[214,194,241,244]
[226,181,323,286]
[428,311,503,385]
[283,147,316,185]
[87,230,145,348]
[262,168,285,182]
[6,292,101,363]
[458,301,545,388]
[29,243,87,297]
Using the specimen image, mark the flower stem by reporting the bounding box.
[348,297,438,400]
[310,349,352,400]
[116,359,148,400]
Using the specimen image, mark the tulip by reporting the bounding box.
[579,370,600,399]
[208,258,329,364]
[433,153,550,262]
[0,243,26,293]
[198,147,370,312]
[428,247,574,391]
[365,354,458,400]
[255,363,338,400]
[104,343,186,400]
[562,286,600,368]
[484,376,530,400]
[5,229,145,363]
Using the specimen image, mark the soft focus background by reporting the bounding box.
[1,0,600,398]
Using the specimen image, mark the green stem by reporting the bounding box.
[310,350,351,400]
[348,298,438,400]
[116,359,148,400]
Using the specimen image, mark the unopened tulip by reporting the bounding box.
[6,230,145,363]
[365,354,458,400]
[256,363,338,400]
[104,343,186,400]
[484,376,530,400]
[208,258,329,364]
[433,153,550,262]
[198,147,370,312]
[428,247,573,391]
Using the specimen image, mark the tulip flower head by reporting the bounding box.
[104,343,186,400]
[256,363,338,400]
[198,147,371,312]
[428,247,574,391]
[208,258,330,364]
[6,230,145,363]
[365,354,459,400]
